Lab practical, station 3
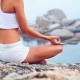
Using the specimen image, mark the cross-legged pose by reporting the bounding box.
[0,0,64,64]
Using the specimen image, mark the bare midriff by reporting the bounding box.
[0,28,21,44]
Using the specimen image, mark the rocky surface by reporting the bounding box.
[0,60,80,80]
[20,9,80,46]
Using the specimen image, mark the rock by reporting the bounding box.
[64,37,79,44]
[61,18,77,26]
[35,17,52,33]
[48,24,62,31]
[4,69,80,80]
[3,70,80,80]
[43,9,66,24]
[36,17,51,28]
[75,33,80,40]
[50,29,74,38]
[44,14,61,23]
[73,21,80,27]
[47,9,66,20]
[41,24,62,36]
[0,60,80,80]
[3,72,20,80]
[63,26,76,31]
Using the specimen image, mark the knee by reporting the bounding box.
[57,45,63,53]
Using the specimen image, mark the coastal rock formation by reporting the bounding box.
[21,9,80,46]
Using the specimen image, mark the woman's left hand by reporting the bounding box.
[48,36,64,45]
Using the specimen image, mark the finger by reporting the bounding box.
[57,36,61,42]
[54,39,61,45]
[59,43,65,45]
[54,36,60,39]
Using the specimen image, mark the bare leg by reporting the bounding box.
[23,44,63,63]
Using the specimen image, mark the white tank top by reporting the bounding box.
[0,0,19,29]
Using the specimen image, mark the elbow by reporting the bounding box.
[22,29,27,34]
[21,28,29,35]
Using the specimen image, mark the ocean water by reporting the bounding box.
[48,43,80,63]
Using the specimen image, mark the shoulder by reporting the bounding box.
[13,0,24,5]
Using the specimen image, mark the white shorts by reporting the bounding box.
[0,41,30,62]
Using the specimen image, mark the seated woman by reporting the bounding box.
[0,0,64,64]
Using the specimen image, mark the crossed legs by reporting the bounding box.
[23,44,63,63]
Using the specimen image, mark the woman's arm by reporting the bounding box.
[13,0,50,41]
[13,0,64,45]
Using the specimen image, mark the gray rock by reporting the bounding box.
[43,9,66,24]
[50,29,74,38]
[3,71,80,80]
[64,37,79,44]
[61,18,77,26]
[75,33,80,40]
[48,24,62,31]
[63,25,80,34]
[44,14,61,23]
[73,21,80,27]
[3,72,20,80]
[36,17,51,28]
[47,9,66,20]
[0,60,80,80]
[63,26,76,31]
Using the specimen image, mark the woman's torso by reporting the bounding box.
[0,0,20,44]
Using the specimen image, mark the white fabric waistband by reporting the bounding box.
[0,41,22,48]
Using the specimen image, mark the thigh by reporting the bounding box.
[23,44,63,63]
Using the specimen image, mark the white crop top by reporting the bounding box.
[0,1,19,29]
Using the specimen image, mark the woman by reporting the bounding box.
[0,0,64,64]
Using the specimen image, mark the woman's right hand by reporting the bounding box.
[48,36,64,45]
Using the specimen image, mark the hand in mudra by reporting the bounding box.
[48,36,64,45]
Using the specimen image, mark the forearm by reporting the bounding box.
[23,27,50,41]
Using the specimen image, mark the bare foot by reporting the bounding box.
[38,60,47,64]
[29,60,47,64]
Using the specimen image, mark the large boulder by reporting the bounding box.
[48,23,62,31]
[38,24,62,35]
[50,29,74,38]
[36,17,51,28]
[75,33,80,40]
[63,26,76,31]
[44,9,66,24]
[73,21,80,27]
[63,25,80,33]
[64,37,79,44]
[47,9,66,20]
[44,14,60,23]
[61,18,77,26]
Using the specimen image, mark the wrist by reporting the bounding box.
[43,36,50,41]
